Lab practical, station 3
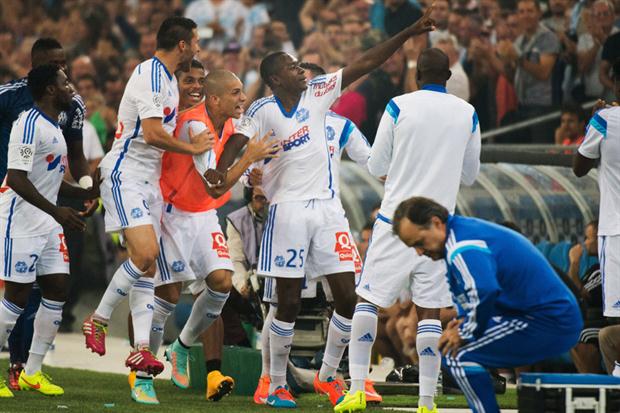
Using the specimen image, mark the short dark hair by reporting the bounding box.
[156,17,197,51]
[561,102,586,122]
[392,197,449,235]
[299,62,326,77]
[260,51,287,88]
[500,221,522,234]
[28,64,61,101]
[31,38,62,61]
[175,59,204,78]
[587,219,599,230]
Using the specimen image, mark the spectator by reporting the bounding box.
[222,41,245,77]
[543,0,570,33]
[184,0,246,52]
[70,55,96,80]
[429,0,452,46]
[356,221,373,262]
[554,103,586,145]
[240,0,270,47]
[506,0,561,142]
[435,36,470,100]
[384,0,423,37]
[138,32,157,60]
[269,20,297,57]
[599,24,620,95]
[568,220,605,373]
[577,0,618,102]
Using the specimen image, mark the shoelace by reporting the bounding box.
[40,372,55,385]
[92,321,107,341]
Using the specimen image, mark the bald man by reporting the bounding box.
[337,48,481,413]
[128,62,277,404]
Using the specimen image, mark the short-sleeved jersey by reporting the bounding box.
[0,107,67,237]
[0,78,85,181]
[578,106,620,236]
[369,85,481,220]
[444,215,580,341]
[235,70,343,204]
[99,57,179,179]
[325,111,370,196]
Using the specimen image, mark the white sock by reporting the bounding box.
[179,287,229,346]
[150,296,175,356]
[95,259,144,320]
[613,361,620,377]
[417,319,442,409]
[319,312,352,381]
[129,278,155,348]
[0,298,24,346]
[261,304,276,377]
[25,298,64,376]
[269,318,295,393]
[349,303,378,393]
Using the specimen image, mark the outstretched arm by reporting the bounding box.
[341,5,435,89]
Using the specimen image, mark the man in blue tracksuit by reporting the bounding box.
[392,196,582,413]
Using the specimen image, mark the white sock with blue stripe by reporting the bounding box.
[417,319,442,409]
[95,258,145,321]
[150,296,176,356]
[0,298,24,349]
[269,318,295,393]
[319,312,352,381]
[349,302,379,393]
[129,277,155,348]
[179,286,229,346]
[25,298,64,376]
[261,304,276,377]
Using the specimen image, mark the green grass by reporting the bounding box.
[0,364,517,412]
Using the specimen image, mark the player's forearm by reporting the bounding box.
[216,133,249,172]
[59,181,93,200]
[6,170,59,218]
[520,59,554,81]
[144,127,195,154]
[568,262,582,290]
[67,140,90,181]
[207,151,254,198]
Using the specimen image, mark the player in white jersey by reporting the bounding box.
[214,10,436,407]
[337,48,481,413]
[0,65,97,397]
[574,61,620,325]
[82,17,213,379]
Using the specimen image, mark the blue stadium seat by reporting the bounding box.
[547,241,572,273]
[535,240,552,258]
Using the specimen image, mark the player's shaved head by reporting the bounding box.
[205,69,241,97]
[416,48,451,86]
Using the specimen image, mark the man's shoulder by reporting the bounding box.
[246,96,277,117]
[0,78,30,104]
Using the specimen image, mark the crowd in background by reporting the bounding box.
[2,0,620,148]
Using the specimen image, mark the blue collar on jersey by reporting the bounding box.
[153,56,173,80]
[33,106,59,127]
[274,95,298,118]
[421,84,447,93]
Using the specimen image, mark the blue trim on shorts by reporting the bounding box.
[3,197,16,278]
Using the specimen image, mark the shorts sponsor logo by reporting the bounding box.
[282,126,310,152]
[352,247,362,273]
[295,107,309,123]
[172,261,185,272]
[326,125,335,141]
[131,208,143,219]
[211,232,230,258]
[15,261,28,273]
[58,234,69,263]
[274,255,285,267]
[334,232,353,262]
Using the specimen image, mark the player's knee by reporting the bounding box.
[130,246,159,272]
[335,289,357,318]
[206,270,232,293]
[277,296,302,322]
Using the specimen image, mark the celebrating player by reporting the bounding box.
[336,48,481,413]
[392,196,582,413]
[0,65,97,397]
[213,7,436,409]
[81,17,212,376]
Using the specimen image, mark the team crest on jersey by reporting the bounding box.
[14,261,28,274]
[295,108,309,123]
[274,255,285,267]
[58,234,69,263]
[334,232,354,261]
[131,208,143,219]
[18,145,34,163]
[211,232,230,258]
[326,126,335,141]
[172,261,185,272]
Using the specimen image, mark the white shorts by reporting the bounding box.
[257,198,355,279]
[100,168,163,236]
[155,205,234,288]
[600,235,620,317]
[262,276,334,304]
[1,226,70,283]
[356,218,452,309]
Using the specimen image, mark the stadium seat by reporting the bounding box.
[547,241,572,273]
[535,240,552,257]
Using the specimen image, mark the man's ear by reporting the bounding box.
[446,69,452,81]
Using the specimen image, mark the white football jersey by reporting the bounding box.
[99,57,179,178]
[578,106,620,236]
[0,107,67,237]
[325,111,370,196]
[235,70,343,204]
[369,85,481,220]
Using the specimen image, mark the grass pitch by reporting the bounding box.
[0,363,517,412]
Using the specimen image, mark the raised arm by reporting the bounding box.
[341,5,435,89]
